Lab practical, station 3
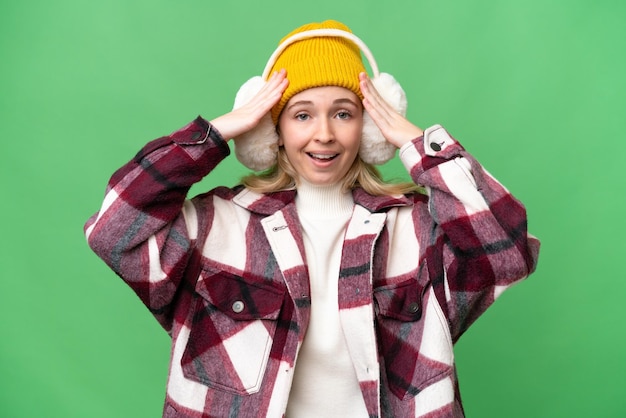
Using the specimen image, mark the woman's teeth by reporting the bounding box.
[308,153,337,160]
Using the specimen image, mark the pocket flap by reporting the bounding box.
[374,277,425,322]
[196,271,285,321]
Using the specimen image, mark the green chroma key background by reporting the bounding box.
[1,0,624,416]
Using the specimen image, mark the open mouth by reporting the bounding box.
[307,152,339,161]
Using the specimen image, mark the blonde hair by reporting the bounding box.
[241,147,422,196]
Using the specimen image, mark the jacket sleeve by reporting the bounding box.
[399,124,540,342]
[84,117,231,332]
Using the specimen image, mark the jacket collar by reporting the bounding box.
[232,187,414,216]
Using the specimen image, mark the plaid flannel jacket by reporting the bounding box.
[85,117,540,417]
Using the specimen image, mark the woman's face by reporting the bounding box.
[277,86,363,186]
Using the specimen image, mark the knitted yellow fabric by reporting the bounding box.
[268,20,366,124]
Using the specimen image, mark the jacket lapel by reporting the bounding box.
[260,205,312,334]
[338,205,388,417]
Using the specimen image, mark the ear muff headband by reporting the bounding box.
[233,28,406,171]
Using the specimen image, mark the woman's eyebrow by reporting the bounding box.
[333,98,359,107]
[285,100,313,111]
[285,97,360,112]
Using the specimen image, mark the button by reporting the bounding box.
[430,142,442,152]
[191,131,202,141]
[232,301,245,313]
[407,302,420,314]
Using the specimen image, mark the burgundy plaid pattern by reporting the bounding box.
[85,119,539,417]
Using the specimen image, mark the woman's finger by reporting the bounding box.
[210,70,288,140]
[244,69,288,117]
[359,72,423,147]
[360,73,394,115]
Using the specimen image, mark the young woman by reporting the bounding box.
[85,20,539,418]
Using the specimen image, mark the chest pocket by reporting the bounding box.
[181,269,285,395]
[374,263,454,401]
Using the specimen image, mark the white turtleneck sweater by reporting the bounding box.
[285,180,369,418]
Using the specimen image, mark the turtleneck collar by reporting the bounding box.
[295,180,354,221]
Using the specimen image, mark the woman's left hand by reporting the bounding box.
[359,72,423,148]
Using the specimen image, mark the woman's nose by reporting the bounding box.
[314,118,335,143]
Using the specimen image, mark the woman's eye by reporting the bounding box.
[295,113,309,121]
[336,111,351,120]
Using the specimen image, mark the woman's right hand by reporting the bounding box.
[210,69,288,141]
